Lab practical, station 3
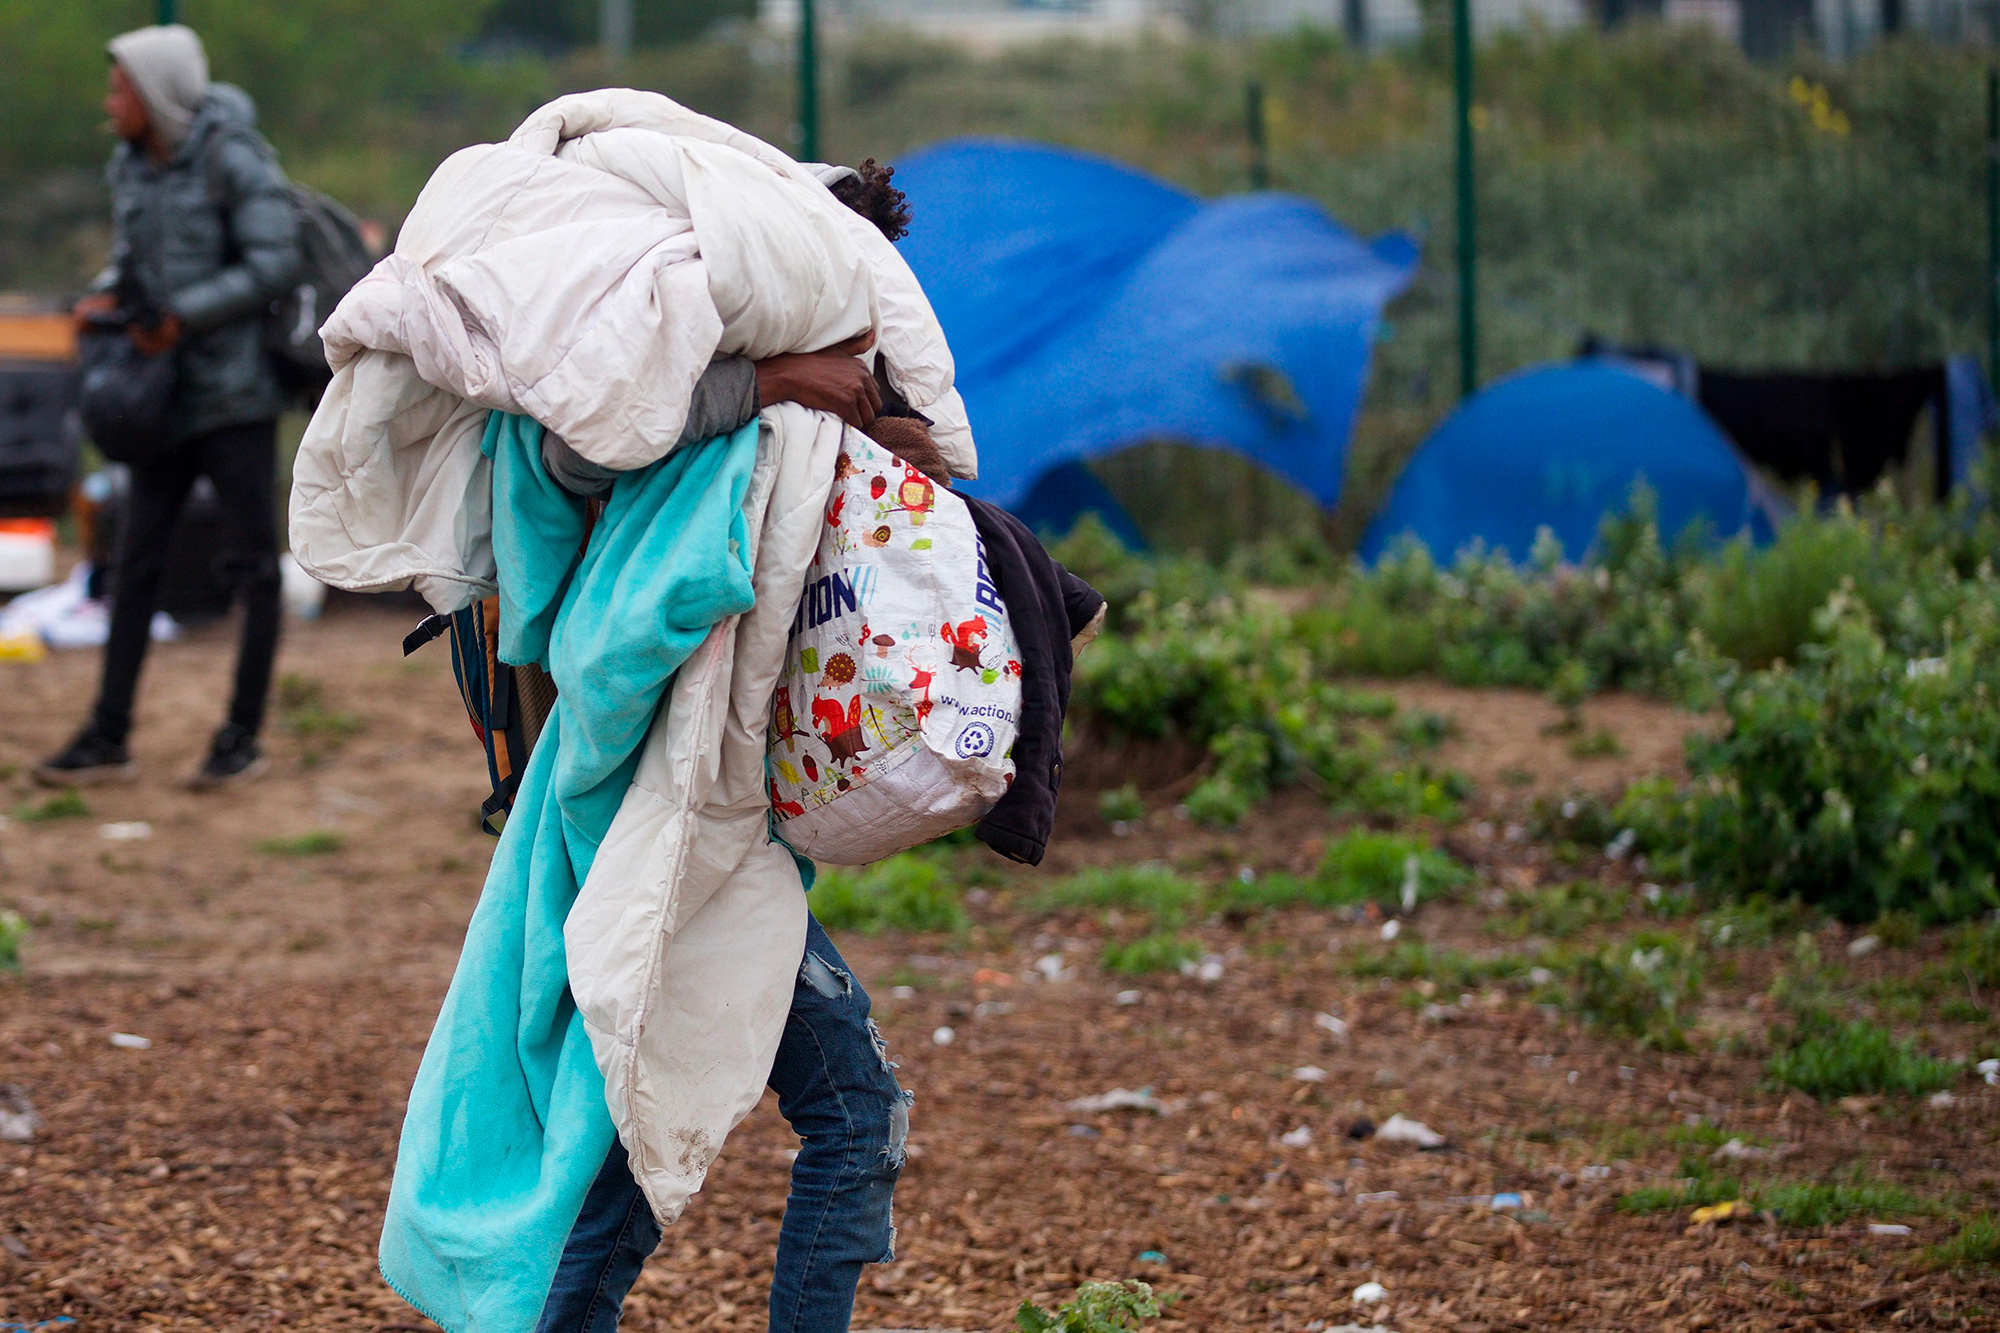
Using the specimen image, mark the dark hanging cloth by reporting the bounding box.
[1696,367,1946,499]
[960,495,1106,866]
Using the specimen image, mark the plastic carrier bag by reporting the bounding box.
[769,433,1021,864]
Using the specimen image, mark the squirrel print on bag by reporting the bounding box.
[942,616,988,671]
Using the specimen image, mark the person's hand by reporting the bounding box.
[129,312,182,356]
[755,330,879,430]
[71,292,118,331]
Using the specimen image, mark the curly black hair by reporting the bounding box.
[828,158,912,242]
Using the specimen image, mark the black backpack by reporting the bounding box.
[207,130,374,403]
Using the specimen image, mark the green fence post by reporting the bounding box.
[1245,79,1270,190]
[1453,0,1477,399]
[1988,66,1998,390]
[156,0,176,24]
[798,0,819,164]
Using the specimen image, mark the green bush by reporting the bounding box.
[0,909,25,974]
[1639,595,2000,923]
[1566,935,1700,1048]
[1036,865,1204,927]
[1928,1215,2000,1271]
[1017,1279,1162,1333]
[1316,829,1467,907]
[811,854,968,935]
[1101,930,1202,976]
[1767,1017,1958,1099]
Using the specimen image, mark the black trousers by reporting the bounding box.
[92,418,282,744]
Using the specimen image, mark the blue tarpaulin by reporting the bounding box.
[892,139,1417,516]
[1360,363,1778,563]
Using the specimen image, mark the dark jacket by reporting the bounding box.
[100,85,301,441]
[962,497,1106,865]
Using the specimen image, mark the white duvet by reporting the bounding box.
[288,89,974,1221]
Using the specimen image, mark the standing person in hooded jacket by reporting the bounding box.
[36,23,301,790]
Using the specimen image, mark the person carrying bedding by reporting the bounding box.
[534,159,933,1333]
[288,96,995,1333]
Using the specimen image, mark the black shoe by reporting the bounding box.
[33,726,137,787]
[187,724,267,790]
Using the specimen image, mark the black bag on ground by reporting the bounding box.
[76,316,176,465]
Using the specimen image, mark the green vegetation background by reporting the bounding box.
[0,4,1986,549]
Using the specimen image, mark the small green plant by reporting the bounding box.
[255,830,345,857]
[1316,829,1466,908]
[1767,1017,1957,1099]
[0,909,26,973]
[1182,775,1255,828]
[1568,936,1701,1048]
[1037,865,1204,928]
[1928,1215,2000,1271]
[811,854,967,935]
[1618,1156,1740,1214]
[1621,1162,1933,1227]
[1391,708,1457,750]
[1017,1279,1163,1333]
[1757,1175,1931,1228]
[1097,784,1146,825]
[1567,727,1623,759]
[1495,881,1626,939]
[1101,930,1201,976]
[278,673,363,742]
[14,790,88,823]
[1546,658,1591,733]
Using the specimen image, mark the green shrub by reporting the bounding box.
[1756,1176,1932,1228]
[1638,595,2000,923]
[1621,1163,1933,1226]
[1567,935,1701,1048]
[1342,941,1528,990]
[1316,829,1467,907]
[0,910,25,973]
[1101,931,1201,976]
[1097,784,1146,825]
[1017,1279,1162,1333]
[811,854,967,935]
[1495,881,1627,939]
[1928,1215,2000,1271]
[1036,865,1204,927]
[1767,1017,1957,1099]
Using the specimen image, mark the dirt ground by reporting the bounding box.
[2,600,1997,1332]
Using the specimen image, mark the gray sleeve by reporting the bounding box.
[540,356,760,497]
[681,355,758,445]
[169,135,303,335]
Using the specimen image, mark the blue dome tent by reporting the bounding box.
[892,140,1418,526]
[1360,363,1778,563]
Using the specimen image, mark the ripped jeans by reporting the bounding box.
[535,914,909,1333]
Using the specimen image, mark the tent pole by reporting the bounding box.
[798,0,820,164]
[1245,80,1270,190]
[1452,0,1477,399]
[1988,65,1998,390]
[156,0,176,23]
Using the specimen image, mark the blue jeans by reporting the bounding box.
[536,915,909,1333]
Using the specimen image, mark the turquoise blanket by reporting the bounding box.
[380,412,761,1333]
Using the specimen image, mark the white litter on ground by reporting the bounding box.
[1376,1113,1446,1149]
[109,1032,152,1050]
[99,822,152,841]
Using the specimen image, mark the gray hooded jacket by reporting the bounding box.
[100,85,302,441]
